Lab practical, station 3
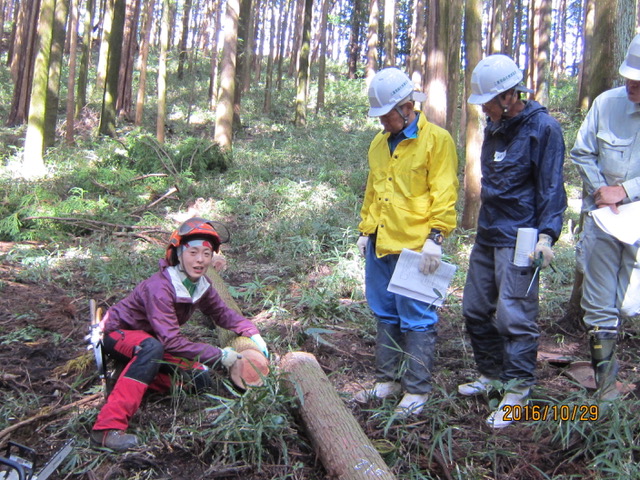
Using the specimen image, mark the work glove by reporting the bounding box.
[220,347,242,368]
[250,334,269,358]
[532,233,554,268]
[419,239,442,274]
[356,235,369,257]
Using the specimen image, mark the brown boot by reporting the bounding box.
[90,429,139,451]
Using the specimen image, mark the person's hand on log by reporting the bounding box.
[220,347,242,368]
[250,334,269,358]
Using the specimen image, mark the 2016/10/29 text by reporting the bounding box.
[502,404,599,422]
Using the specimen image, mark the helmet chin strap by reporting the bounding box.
[394,105,410,127]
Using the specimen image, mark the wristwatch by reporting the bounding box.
[427,229,444,245]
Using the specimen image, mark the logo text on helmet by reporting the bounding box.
[495,70,518,86]
[390,80,410,97]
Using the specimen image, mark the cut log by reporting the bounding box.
[207,266,270,388]
[280,351,396,480]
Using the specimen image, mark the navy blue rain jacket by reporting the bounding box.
[476,100,567,247]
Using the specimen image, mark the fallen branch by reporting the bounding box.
[131,186,179,215]
[0,393,102,445]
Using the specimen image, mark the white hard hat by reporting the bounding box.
[619,34,640,81]
[468,54,528,104]
[368,67,427,117]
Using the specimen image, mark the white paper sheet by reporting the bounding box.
[387,249,457,306]
[590,201,640,245]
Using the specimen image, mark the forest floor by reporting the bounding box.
[2,238,640,480]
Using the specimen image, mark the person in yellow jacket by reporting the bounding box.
[353,67,458,416]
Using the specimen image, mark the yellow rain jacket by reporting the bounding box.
[359,112,459,257]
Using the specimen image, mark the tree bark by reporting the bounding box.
[263,0,277,113]
[135,0,155,126]
[280,351,396,480]
[157,0,171,143]
[232,0,252,129]
[116,0,141,120]
[531,0,551,106]
[423,0,446,128]
[99,0,125,137]
[7,0,41,126]
[44,0,69,149]
[76,0,94,117]
[365,0,379,80]
[23,0,55,177]
[177,0,192,79]
[315,0,331,112]
[382,0,395,66]
[408,0,425,88]
[461,0,483,230]
[294,0,312,126]
[66,0,78,143]
[576,0,594,110]
[214,0,240,151]
[347,0,362,79]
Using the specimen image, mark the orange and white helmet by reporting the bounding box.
[165,217,229,266]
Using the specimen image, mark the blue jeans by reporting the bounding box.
[365,237,438,332]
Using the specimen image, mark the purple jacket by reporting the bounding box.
[102,260,259,364]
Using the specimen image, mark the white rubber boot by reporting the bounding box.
[458,375,497,396]
[394,392,430,417]
[486,386,530,429]
[353,381,402,404]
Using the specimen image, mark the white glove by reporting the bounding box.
[220,347,242,368]
[356,235,369,257]
[419,239,442,274]
[531,233,554,268]
[250,334,269,357]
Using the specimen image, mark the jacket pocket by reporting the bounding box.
[597,132,632,184]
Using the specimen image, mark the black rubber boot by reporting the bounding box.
[589,329,619,401]
[401,330,436,394]
[375,322,404,383]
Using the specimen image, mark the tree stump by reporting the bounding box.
[280,351,396,480]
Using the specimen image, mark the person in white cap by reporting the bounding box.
[459,54,567,428]
[571,34,640,401]
[353,67,459,417]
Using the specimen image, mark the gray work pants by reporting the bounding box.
[462,243,540,386]
[578,216,640,330]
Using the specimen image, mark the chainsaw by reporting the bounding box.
[0,439,74,480]
[85,299,108,396]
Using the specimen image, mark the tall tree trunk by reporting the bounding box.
[76,0,95,117]
[423,0,446,127]
[347,0,362,79]
[275,0,290,89]
[23,0,56,178]
[263,0,277,113]
[294,0,312,126]
[7,0,41,126]
[177,0,192,79]
[531,0,551,106]
[66,0,78,143]
[232,0,252,129]
[288,0,304,76]
[382,0,395,66]
[588,0,616,101]
[135,0,155,126]
[315,0,330,112]
[95,0,113,96]
[444,0,462,136]
[214,0,240,151]
[489,0,503,54]
[99,0,125,137]
[408,0,425,88]
[461,0,483,230]
[577,0,594,109]
[116,0,141,120]
[365,0,379,80]
[157,0,171,142]
[44,0,69,149]
[208,0,223,106]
